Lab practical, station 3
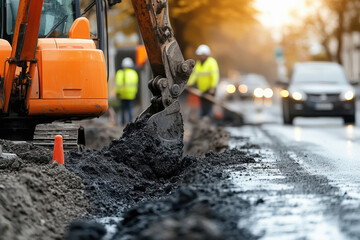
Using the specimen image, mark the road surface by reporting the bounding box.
[225,96,360,239]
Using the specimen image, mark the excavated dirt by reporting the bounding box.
[0,114,255,240]
[0,140,88,240]
[65,115,255,217]
[112,183,256,240]
[66,115,185,216]
[185,117,230,157]
[64,148,257,239]
[64,115,257,239]
[80,120,123,150]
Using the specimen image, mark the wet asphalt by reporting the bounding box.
[225,96,360,239]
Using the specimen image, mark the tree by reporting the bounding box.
[168,0,258,55]
[305,0,360,64]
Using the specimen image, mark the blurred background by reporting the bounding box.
[103,0,360,126]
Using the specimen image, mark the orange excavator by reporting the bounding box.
[0,0,194,150]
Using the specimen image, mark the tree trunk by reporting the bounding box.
[336,7,345,64]
[322,38,333,61]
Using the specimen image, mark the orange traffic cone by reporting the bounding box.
[53,135,64,164]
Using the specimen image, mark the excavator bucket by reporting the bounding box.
[131,0,194,153]
[144,101,183,153]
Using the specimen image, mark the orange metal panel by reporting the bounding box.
[29,65,40,99]
[69,17,91,39]
[136,45,148,67]
[38,48,107,99]
[54,39,96,49]
[28,99,108,116]
[36,39,57,52]
[0,40,11,77]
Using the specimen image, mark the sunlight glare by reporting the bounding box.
[254,0,306,28]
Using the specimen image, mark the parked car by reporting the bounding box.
[239,74,273,99]
[281,62,356,125]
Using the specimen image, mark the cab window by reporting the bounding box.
[5,0,76,38]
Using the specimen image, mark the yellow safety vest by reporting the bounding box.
[187,57,219,93]
[116,68,139,100]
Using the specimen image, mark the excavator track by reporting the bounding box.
[32,123,85,151]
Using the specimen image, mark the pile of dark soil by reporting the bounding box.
[66,115,255,218]
[65,147,256,239]
[113,187,255,240]
[0,140,88,240]
[66,115,186,216]
[186,117,229,157]
[65,115,257,239]
[80,120,123,150]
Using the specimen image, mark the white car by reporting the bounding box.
[281,62,356,125]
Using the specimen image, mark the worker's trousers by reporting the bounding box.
[200,97,212,118]
[120,99,133,125]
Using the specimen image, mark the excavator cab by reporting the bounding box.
[0,0,115,143]
[1,0,110,50]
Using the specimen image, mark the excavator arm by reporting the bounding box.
[1,0,43,114]
[132,0,195,151]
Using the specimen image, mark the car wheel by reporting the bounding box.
[343,115,356,125]
[282,99,293,125]
[283,112,294,125]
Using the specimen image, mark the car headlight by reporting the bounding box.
[226,84,236,94]
[291,91,307,101]
[238,84,248,93]
[340,90,355,101]
[263,88,273,98]
[254,88,264,98]
[280,89,290,98]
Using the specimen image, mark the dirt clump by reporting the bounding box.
[186,117,229,157]
[0,140,88,240]
[80,120,123,150]
[113,186,254,240]
[63,221,107,240]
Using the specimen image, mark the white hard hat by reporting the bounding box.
[195,44,211,56]
[122,57,134,68]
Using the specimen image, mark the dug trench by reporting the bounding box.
[64,116,258,239]
[0,116,258,240]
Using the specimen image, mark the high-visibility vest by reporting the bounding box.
[187,57,219,93]
[116,68,139,100]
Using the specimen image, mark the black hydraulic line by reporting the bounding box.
[95,0,105,52]
[104,0,109,82]
[81,0,96,16]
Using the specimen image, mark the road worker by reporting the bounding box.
[187,44,219,117]
[116,57,139,126]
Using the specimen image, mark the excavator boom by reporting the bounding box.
[131,0,194,152]
[2,0,43,113]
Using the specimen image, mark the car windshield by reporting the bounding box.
[242,75,267,86]
[6,0,75,38]
[292,65,348,84]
